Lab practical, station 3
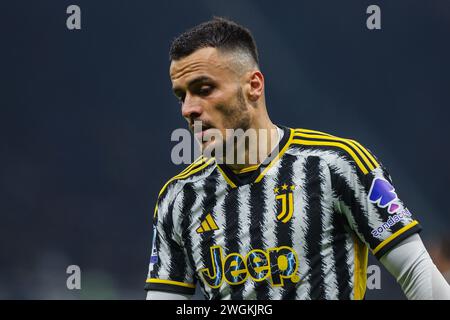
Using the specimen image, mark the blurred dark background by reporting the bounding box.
[1,0,449,299]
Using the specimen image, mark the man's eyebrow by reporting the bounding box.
[172,76,214,95]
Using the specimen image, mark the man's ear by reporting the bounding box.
[246,71,264,102]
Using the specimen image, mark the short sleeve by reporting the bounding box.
[145,189,196,295]
[330,143,422,259]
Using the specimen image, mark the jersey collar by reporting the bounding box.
[216,126,293,188]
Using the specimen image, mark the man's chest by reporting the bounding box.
[181,175,339,290]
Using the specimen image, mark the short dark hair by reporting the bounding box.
[169,17,259,66]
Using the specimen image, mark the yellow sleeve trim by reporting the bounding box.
[293,128,380,171]
[146,278,195,289]
[158,157,212,197]
[174,155,206,178]
[291,139,370,174]
[350,139,380,168]
[157,156,211,199]
[293,132,378,172]
[153,157,215,218]
[294,128,333,137]
[372,220,419,255]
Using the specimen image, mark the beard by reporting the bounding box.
[216,88,252,164]
[217,87,251,132]
[191,87,252,163]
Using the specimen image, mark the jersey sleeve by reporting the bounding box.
[330,142,422,259]
[145,186,196,295]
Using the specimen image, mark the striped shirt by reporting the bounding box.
[145,126,421,300]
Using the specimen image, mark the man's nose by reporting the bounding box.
[181,94,203,119]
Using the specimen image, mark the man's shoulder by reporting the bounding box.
[156,156,216,202]
[287,127,380,175]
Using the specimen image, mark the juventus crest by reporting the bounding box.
[274,184,296,223]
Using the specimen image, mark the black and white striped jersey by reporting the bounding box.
[145,126,421,300]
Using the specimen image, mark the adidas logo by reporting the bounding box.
[196,213,219,233]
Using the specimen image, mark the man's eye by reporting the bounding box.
[198,86,213,96]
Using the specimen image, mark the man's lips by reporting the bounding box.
[195,128,213,140]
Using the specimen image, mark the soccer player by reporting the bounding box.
[145,17,450,300]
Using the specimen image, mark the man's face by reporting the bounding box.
[170,47,252,153]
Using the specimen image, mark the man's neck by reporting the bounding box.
[224,121,279,172]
